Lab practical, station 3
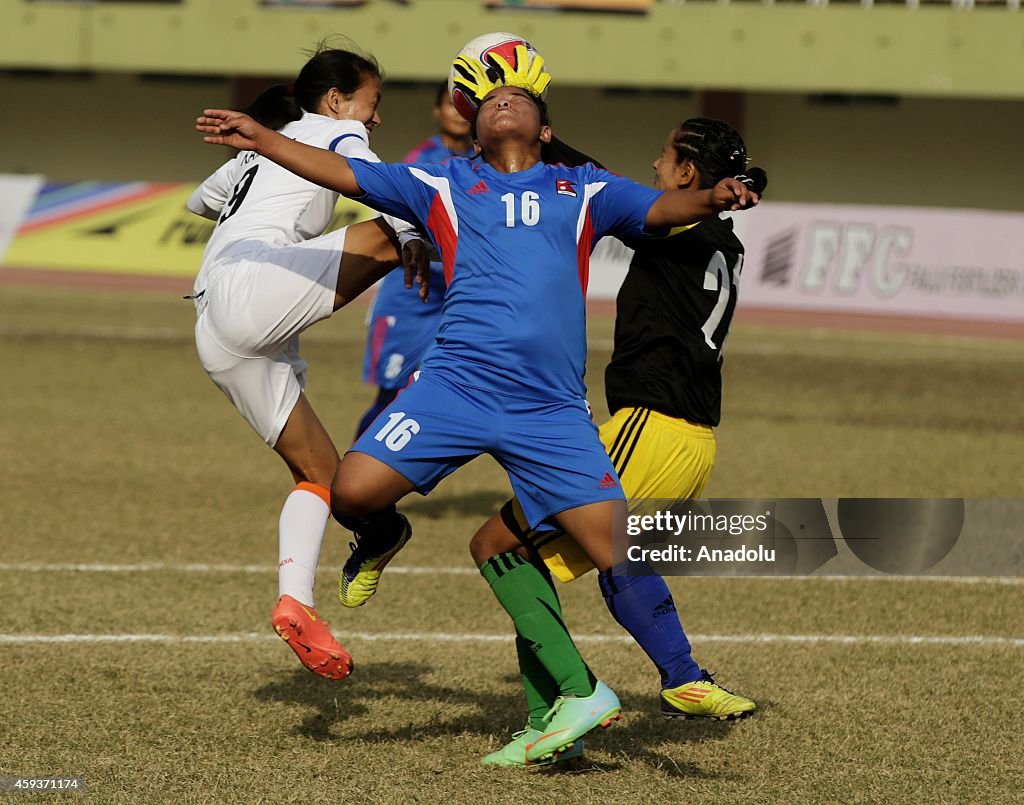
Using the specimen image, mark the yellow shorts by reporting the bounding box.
[505,406,717,582]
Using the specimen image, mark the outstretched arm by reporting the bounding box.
[645,178,759,229]
[196,109,363,197]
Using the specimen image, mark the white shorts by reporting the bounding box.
[193,228,347,446]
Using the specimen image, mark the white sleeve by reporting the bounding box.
[186,158,238,220]
[327,122,382,164]
[327,123,421,241]
[380,214,422,246]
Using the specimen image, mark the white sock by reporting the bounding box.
[278,483,331,607]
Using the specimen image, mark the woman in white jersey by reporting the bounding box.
[189,46,422,681]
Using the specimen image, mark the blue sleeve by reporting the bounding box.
[347,159,433,227]
[586,167,663,240]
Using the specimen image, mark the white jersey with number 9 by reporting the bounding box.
[190,112,381,289]
[187,112,384,446]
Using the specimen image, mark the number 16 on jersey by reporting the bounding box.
[374,412,421,451]
[501,192,541,227]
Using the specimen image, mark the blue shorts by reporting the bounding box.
[362,264,446,391]
[351,371,624,528]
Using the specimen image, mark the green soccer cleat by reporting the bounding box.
[524,680,621,763]
[481,726,583,768]
[338,515,412,608]
[661,669,756,721]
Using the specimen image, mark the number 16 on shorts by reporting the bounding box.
[374,412,420,451]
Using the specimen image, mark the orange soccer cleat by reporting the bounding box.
[271,594,353,680]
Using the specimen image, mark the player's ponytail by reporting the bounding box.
[541,136,604,170]
[673,118,768,194]
[738,166,768,195]
[244,84,302,131]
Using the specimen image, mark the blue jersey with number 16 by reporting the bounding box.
[347,157,662,401]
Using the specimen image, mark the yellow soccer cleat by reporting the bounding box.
[661,670,756,721]
[337,515,412,608]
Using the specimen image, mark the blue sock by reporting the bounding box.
[598,562,701,689]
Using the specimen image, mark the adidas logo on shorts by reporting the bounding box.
[598,472,618,489]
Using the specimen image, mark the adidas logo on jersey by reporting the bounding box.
[467,180,490,195]
[598,472,618,489]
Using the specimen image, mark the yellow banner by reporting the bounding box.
[5,182,376,277]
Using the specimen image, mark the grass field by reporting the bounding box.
[2,283,1022,804]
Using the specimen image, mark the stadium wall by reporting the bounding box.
[4,173,1022,326]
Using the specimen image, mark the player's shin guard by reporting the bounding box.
[517,633,559,731]
[598,562,701,688]
[481,552,596,699]
[278,482,331,606]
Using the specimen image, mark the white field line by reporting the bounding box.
[0,562,1021,586]
[0,631,1020,648]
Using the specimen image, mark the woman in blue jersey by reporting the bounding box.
[470,117,766,765]
[197,84,758,761]
[356,81,474,437]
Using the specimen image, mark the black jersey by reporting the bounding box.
[604,216,744,427]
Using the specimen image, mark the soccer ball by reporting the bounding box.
[448,32,545,121]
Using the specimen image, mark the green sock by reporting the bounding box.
[516,634,558,731]
[481,551,596,700]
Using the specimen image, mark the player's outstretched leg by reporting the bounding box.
[598,562,755,720]
[270,398,352,679]
[271,594,353,680]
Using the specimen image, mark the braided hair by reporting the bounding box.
[672,118,767,194]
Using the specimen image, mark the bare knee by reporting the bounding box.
[331,471,386,518]
[468,526,500,567]
[469,515,521,567]
[330,453,411,520]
